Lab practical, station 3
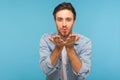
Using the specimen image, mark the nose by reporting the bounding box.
[62,20,67,27]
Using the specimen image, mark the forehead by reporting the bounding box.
[56,9,74,18]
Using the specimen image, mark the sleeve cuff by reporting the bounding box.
[73,62,90,78]
[45,56,60,75]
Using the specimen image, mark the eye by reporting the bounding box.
[66,18,72,22]
[57,17,63,22]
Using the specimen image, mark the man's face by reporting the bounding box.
[55,9,75,37]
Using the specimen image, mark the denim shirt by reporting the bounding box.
[39,32,92,80]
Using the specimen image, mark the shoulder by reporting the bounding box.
[40,32,57,40]
[41,32,57,38]
[80,34,91,42]
[40,32,57,43]
[40,32,57,48]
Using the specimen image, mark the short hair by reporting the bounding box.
[53,2,76,20]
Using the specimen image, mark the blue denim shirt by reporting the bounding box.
[40,32,92,80]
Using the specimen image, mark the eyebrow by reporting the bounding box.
[57,16,72,19]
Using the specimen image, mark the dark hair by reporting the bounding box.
[53,2,76,20]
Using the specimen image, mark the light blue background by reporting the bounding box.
[0,0,120,80]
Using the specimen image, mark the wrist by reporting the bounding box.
[65,45,74,49]
[55,45,63,50]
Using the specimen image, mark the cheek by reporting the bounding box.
[68,23,74,29]
[56,22,62,29]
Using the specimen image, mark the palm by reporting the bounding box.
[49,35,65,47]
[65,34,80,47]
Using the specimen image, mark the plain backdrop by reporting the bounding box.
[0,0,120,80]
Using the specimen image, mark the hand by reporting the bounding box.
[64,34,80,48]
[48,35,65,48]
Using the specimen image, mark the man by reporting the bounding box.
[40,2,92,80]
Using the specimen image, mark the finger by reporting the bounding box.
[54,37,59,43]
[70,34,76,37]
[69,35,76,41]
[54,35,60,38]
[48,37,53,41]
[59,39,65,45]
[65,38,70,44]
[76,36,80,41]
[69,34,76,37]
[54,35,62,42]
[48,37,55,44]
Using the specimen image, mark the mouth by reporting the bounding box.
[62,28,67,32]
[62,30,67,33]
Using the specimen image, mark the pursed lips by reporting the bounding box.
[62,28,67,32]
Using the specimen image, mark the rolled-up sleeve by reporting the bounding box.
[74,37,92,79]
[39,34,60,75]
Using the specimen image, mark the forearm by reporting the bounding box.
[66,46,82,73]
[50,46,63,66]
[40,46,62,75]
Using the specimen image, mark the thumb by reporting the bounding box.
[76,36,80,41]
[48,37,53,42]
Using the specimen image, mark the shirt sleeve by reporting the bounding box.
[73,38,92,79]
[39,34,60,76]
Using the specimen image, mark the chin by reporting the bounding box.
[62,33,69,37]
[59,31,70,37]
